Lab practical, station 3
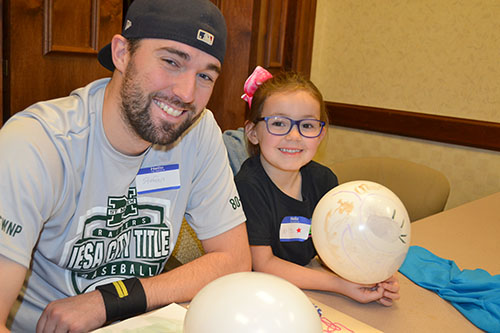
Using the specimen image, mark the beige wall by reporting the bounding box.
[311,0,500,209]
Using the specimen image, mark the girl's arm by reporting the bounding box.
[250,245,400,306]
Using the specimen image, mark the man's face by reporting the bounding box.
[120,39,221,145]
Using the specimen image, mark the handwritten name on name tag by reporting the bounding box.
[279,216,311,242]
[136,164,180,194]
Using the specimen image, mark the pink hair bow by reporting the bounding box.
[241,66,273,108]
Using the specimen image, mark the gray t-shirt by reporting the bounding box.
[0,78,245,332]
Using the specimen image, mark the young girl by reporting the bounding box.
[235,66,400,306]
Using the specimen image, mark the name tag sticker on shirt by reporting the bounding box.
[136,164,180,195]
[279,216,311,242]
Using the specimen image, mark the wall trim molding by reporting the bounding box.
[326,102,500,152]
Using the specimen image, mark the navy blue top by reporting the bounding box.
[235,156,338,266]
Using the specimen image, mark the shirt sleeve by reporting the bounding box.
[235,176,274,246]
[313,161,339,198]
[184,111,246,240]
[0,116,63,268]
[324,166,339,194]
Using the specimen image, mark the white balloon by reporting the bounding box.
[312,180,411,284]
[183,272,322,333]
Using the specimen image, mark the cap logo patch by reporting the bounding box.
[124,19,132,31]
[197,29,214,46]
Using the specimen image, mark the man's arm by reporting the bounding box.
[142,222,251,308]
[37,223,251,332]
[0,255,28,333]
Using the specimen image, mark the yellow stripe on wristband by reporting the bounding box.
[112,280,129,298]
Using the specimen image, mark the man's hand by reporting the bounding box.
[36,290,106,333]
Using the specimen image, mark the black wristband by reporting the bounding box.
[96,277,147,323]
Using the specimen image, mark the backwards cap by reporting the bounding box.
[98,0,227,71]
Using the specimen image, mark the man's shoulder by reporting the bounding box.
[19,78,109,114]
[69,77,110,101]
[174,108,219,146]
[191,108,218,134]
[7,78,109,136]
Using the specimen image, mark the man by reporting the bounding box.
[0,0,251,331]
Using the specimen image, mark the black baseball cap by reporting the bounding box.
[98,0,227,71]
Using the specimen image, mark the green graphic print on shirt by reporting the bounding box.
[65,188,172,294]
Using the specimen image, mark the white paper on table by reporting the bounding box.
[310,298,383,333]
[92,303,187,333]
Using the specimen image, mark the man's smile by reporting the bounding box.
[153,98,184,117]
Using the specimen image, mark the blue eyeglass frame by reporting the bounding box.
[256,116,326,138]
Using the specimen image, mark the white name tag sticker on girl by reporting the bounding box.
[279,216,311,242]
[136,164,180,195]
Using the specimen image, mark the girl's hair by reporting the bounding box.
[245,71,328,157]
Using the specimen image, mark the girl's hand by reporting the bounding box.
[337,278,384,304]
[336,273,400,306]
[375,273,400,306]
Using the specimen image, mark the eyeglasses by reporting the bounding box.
[257,116,326,138]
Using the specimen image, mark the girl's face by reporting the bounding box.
[246,90,325,176]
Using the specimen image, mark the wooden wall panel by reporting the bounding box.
[250,0,316,77]
[263,0,288,71]
[43,0,99,54]
[207,0,255,131]
[5,0,121,118]
[286,0,317,77]
[251,0,289,75]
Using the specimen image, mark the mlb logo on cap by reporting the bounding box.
[197,29,214,46]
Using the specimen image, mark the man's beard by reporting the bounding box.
[120,60,199,146]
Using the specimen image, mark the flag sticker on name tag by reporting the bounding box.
[279,216,311,242]
[136,164,180,195]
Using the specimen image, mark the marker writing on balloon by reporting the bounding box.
[399,234,407,244]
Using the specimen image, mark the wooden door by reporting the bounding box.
[3,0,122,123]
[209,0,317,131]
[2,0,316,131]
